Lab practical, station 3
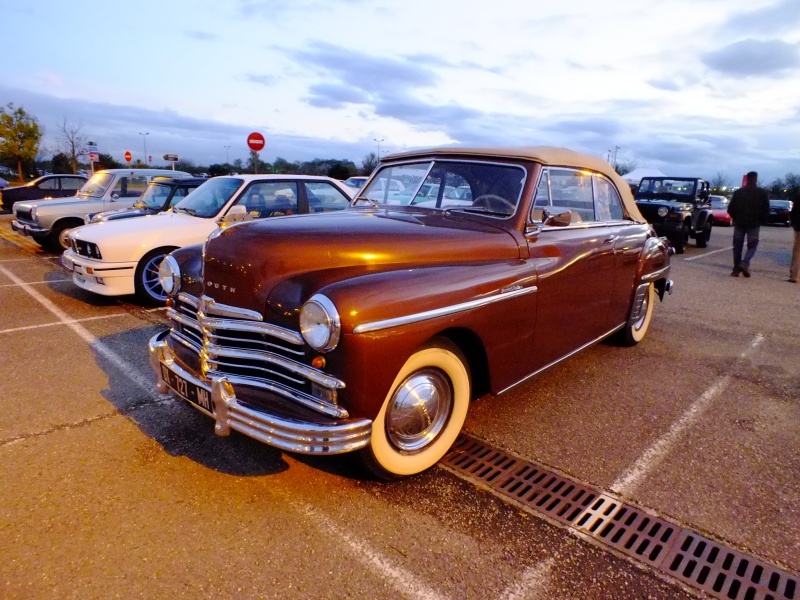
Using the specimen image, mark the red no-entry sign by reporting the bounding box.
[247,132,265,152]
[124,151,132,162]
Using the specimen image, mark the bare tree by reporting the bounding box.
[614,158,640,177]
[710,171,732,193]
[57,118,88,174]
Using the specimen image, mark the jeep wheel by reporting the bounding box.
[671,224,688,254]
[696,223,712,248]
[359,337,470,479]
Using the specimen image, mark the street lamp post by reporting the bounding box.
[224,145,231,164]
[374,138,384,159]
[138,132,149,165]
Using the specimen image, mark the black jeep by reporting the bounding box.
[634,177,714,253]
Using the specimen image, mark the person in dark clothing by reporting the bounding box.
[727,171,770,277]
[790,193,800,283]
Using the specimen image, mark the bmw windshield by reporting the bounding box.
[172,177,243,218]
[353,160,526,218]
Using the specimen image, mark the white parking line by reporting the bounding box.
[301,503,447,600]
[0,313,130,335]
[611,334,764,496]
[0,264,161,394]
[0,279,71,288]
[497,557,555,600]
[683,246,732,261]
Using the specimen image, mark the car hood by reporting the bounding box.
[201,208,521,314]
[14,195,88,211]
[90,206,156,222]
[71,211,217,263]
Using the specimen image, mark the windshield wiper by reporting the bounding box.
[444,206,508,217]
[174,206,197,216]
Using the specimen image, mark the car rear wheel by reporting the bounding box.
[134,248,177,304]
[617,282,654,346]
[359,337,470,479]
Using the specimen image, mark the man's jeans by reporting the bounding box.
[733,225,760,268]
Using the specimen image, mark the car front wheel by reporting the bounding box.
[134,248,177,304]
[360,337,471,479]
[696,222,711,248]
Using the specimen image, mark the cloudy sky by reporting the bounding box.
[3,0,800,183]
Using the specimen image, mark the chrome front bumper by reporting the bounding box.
[149,330,372,455]
[11,220,48,237]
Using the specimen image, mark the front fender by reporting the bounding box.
[292,261,539,418]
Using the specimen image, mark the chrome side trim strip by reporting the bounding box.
[499,324,624,395]
[640,265,670,282]
[199,315,304,345]
[205,343,346,389]
[353,286,537,334]
[200,295,263,321]
[204,371,349,418]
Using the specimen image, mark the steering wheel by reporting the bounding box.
[473,194,515,215]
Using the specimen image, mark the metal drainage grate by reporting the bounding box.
[442,433,798,600]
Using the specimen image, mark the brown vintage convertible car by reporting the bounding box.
[150,146,673,478]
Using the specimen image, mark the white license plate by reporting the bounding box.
[161,364,214,413]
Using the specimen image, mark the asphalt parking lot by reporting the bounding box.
[0,212,797,600]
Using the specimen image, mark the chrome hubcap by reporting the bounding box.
[142,254,167,301]
[386,368,452,453]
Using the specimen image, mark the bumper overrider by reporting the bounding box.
[149,330,373,455]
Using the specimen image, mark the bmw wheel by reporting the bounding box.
[134,248,177,304]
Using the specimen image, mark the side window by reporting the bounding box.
[594,176,625,221]
[60,177,84,191]
[549,169,595,222]
[112,177,128,197]
[237,182,298,217]
[533,170,550,208]
[305,182,350,212]
[39,178,58,190]
[127,176,148,197]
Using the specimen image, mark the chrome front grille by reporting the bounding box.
[167,292,347,418]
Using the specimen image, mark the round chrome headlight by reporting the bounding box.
[657,206,669,218]
[158,255,181,296]
[299,294,341,352]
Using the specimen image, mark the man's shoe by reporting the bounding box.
[789,278,798,283]
[731,266,740,277]
[741,265,751,277]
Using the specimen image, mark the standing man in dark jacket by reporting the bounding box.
[790,192,800,283]
[727,171,770,277]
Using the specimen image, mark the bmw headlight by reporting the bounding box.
[299,294,341,352]
[657,206,669,218]
[158,255,181,296]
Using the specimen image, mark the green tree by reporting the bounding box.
[208,163,232,177]
[51,152,72,173]
[232,158,244,172]
[0,103,43,181]
[272,157,297,174]
[97,153,122,169]
[361,152,378,175]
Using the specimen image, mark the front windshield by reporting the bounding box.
[136,183,172,209]
[771,200,791,209]
[172,177,243,218]
[355,160,525,217]
[638,179,696,197]
[78,173,114,198]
